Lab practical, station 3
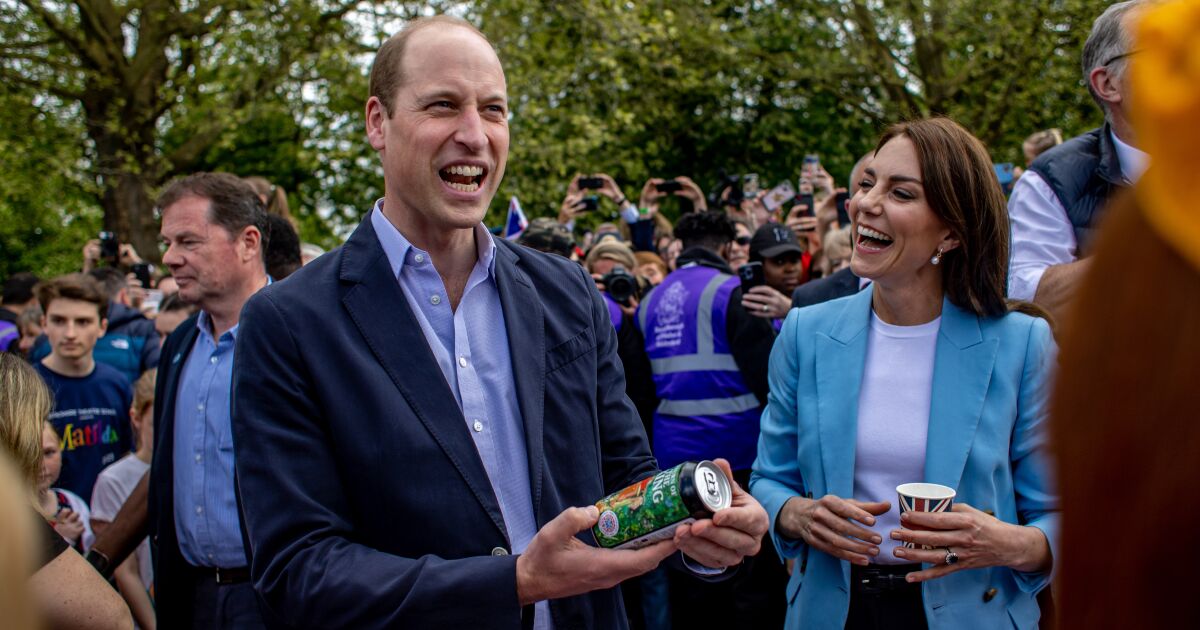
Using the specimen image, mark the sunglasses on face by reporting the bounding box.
[734,236,751,246]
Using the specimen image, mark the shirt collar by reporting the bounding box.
[195,310,238,344]
[370,199,497,280]
[1110,129,1148,183]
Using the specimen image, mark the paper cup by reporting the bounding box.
[896,483,956,549]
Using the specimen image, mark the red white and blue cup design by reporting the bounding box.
[896,483,956,550]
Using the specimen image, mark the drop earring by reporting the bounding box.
[931,247,944,266]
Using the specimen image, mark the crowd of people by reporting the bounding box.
[0,0,1196,628]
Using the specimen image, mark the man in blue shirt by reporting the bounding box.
[148,172,270,629]
[229,15,769,630]
[34,273,133,504]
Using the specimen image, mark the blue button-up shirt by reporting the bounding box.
[372,203,549,627]
[172,310,249,568]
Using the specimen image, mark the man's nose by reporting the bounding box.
[162,243,182,267]
[453,109,487,152]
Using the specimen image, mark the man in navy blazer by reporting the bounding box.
[230,16,768,629]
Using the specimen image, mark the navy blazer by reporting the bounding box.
[791,267,862,309]
[230,215,658,629]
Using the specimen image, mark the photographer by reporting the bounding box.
[741,224,810,323]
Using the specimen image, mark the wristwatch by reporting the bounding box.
[84,548,114,579]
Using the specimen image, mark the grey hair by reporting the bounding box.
[1081,1,1144,118]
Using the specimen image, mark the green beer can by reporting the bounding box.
[592,460,732,549]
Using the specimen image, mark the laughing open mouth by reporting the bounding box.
[439,164,487,193]
[856,224,894,251]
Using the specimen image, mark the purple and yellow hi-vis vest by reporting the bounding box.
[603,292,624,332]
[637,264,762,471]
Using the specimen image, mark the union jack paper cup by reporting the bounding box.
[896,483,956,550]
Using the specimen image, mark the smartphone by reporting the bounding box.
[131,262,153,288]
[794,193,815,218]
[993,163,1014,186]
[737,262,765,293]
[578,176,604,190]
[836,191,851,227]
[802,154,821,177]
[141,289,163,314]
[762,180,797,213]
[99,231,119,262]
[576,196,600,211]
[655,180,683,193]
[742,173,760,196]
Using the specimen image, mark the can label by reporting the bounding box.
[592,463,695,549]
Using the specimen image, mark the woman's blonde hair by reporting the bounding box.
[132,368,157,419]
[0,353,52,493]
[585,240,638,274]
[0,453,39,630]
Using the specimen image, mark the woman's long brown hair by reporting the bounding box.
[1052,190,1200,628]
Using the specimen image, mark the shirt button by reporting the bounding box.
[458,356,468,368]
[491,547,509,556]
[210,356,218,364]
[414,254,424,263]
[195,506,203,515]
[194,454,202,463]
[430,295,442,305]
[197,404,204,412]
[473,421,483,432]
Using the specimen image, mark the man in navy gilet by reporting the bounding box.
[1007,0,1149,320]
[636,211,785,628]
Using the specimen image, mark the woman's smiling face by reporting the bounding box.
[850,136,957,286]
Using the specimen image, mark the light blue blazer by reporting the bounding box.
[750,287,1058,630]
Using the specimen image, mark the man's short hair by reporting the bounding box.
[35,273,107,321]
[2,272,39,306]
[369,16,492,117]
[264,214,302,280]
[1081,1,1144,116]
[673,212,736,253]
[87,268,127,302]
[158,292,195,315]
[156,172,270,260]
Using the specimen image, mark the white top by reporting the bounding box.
[91,454,153,591]
[853,312,940,564]
[1007,129,1148,300]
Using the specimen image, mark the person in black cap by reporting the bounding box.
[517,217,577,259]
[741,223,810,324]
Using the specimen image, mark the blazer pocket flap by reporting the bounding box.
[546,329,594,372]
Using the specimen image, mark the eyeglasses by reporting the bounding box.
[735,236,751,246]
[1102,49,1142,67]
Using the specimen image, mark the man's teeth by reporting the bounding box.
[857,225,893,242]
[447,181,480,192]
[445,164,483,177]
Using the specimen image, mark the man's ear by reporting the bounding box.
[98,318,108,336]
[241,226,263,263]
[1089,66,1124,110]
[365,96,389,151]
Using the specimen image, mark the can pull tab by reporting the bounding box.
[703,469,719,499]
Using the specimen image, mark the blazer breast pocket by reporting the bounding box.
[546,328,595,373]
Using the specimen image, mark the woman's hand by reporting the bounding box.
[53,508,85,544]
[741,285,792,319]
[890,503,1052,582]
[673,176,708,212]
[638,178,667,216]
[595,173,628,207]
[777,495,890,566]
[558,178,587,225]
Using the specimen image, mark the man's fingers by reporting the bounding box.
[591,539,676,588]
[542,506,600,542]
[688,518,759,556]
[677,531,742,568]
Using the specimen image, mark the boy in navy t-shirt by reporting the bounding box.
[34,273,132,503]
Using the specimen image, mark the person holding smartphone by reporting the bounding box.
[741,224,810,323]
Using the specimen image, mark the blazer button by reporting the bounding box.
[491,547,509,556]
[983,587,998,603]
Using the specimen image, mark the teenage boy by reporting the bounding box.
[34,273,133,503]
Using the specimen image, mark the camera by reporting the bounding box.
[578,177,605,190]
[602,265,638,306]
[655,180,683,193]
[575,196,600,212]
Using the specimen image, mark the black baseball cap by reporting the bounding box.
[750,223,804,259]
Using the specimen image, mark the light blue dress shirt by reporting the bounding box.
[371,204,550,627]
[172,310,249,568]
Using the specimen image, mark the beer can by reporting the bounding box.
[592,460,732,550]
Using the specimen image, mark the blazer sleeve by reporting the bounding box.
[581,263,659,493]
[1009,316,1060,593]
[749,309,810,560]
[231,291,522,629]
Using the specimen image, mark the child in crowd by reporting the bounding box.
[37,421,94,551]
[33,274,133,503]
[92,368,157,630]
[16,306,42,358]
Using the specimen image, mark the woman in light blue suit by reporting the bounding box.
[750,118,1057,630]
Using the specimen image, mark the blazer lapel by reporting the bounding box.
[814,288,873,500]
[923,297,999,490]
[338,216,509,541]
[491,240,546,522]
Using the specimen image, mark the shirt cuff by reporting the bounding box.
[680,551,728,576]
[620,203,641,224]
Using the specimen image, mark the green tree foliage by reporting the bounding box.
[2,0,1112,278]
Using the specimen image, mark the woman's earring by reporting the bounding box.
[931,247,944,266]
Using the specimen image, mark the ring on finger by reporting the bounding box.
[943,547,959,565]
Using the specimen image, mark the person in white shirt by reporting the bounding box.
[92,369,156,630]
[1007,0,1149,321]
